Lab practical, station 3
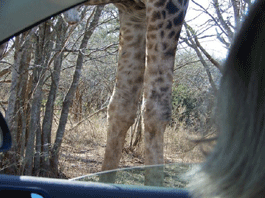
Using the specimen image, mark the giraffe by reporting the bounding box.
[81,0,189,185]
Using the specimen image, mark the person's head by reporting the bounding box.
[189,1,265,197]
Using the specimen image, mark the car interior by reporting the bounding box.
[0,0,191,197]
[1,0,263,197]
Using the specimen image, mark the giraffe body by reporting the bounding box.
[83,0,189,185]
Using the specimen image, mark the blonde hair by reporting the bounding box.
[188,1,265,197]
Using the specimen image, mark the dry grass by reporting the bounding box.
[164,125,206,164]
[55,113,210,179]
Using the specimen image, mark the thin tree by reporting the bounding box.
[40,16,69,175]
[51,5,104,174]
[24,22,55,175]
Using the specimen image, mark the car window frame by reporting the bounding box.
[0,1,191,197]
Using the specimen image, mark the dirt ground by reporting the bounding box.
[56,115,207,179]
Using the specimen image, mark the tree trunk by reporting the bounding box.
[133,114,142,148]
[5,33,32,174]
[41,16,68,173]
[24,22,54,175]
[16,38,33,174]
[0,42,8,60]
[184,23,218,94]
[73,85,83,122]
[51,5,104,175]
[212,0,234,42]
[6,37,22,149]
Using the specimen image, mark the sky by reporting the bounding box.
[184,0,230,59]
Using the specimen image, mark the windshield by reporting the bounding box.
[0,0,236,188]
[71,163,195,188]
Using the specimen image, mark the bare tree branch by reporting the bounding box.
[184,23,218,94]
[212,0,234,41]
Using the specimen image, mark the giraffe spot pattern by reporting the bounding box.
[134,24,143,29]
[166,0,179,14]
[164,48,175,57]
[84,0,190,175]
[178,0,184,4]
[175,31,181,41]
[150,89,159,100]
[168,30,176,39]
[173,11,184,26]
[158,23,163,29]
[132,85,139,93]
[149,34,157,40]
[148,24,157,32]
[134,51,143,60]
[147,43,154,49]
[160,87,169,92]
[162,10,166,19]
[124,35,134,41]
[135,76,143,83]
[151,11,162,22]
[154,44,158,51]
[162,42,168,50]
[151,55,157,62]
[155,77,164,83]
[154,0,166,7]
[160,30,165,38]
[166,20,172,29]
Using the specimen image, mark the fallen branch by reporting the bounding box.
[69,106,107,131]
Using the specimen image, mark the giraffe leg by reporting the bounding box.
[143,0,188,186]
[100,4,146,183]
